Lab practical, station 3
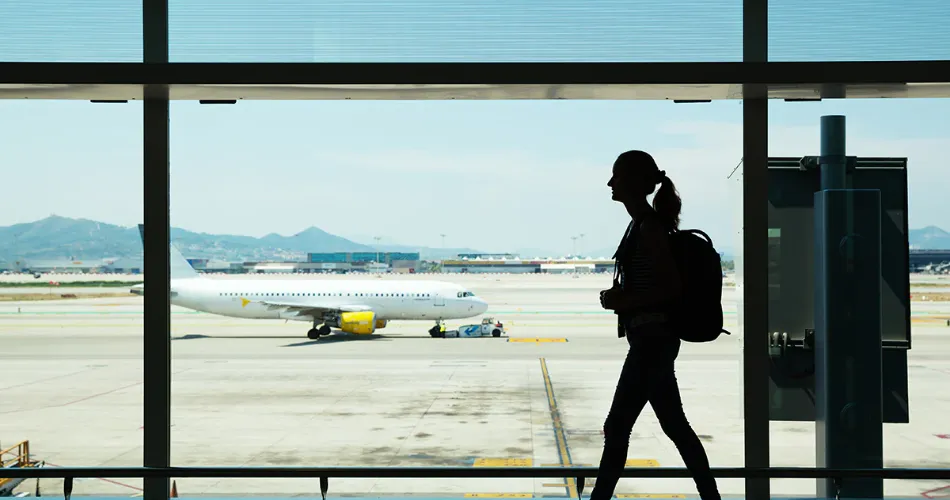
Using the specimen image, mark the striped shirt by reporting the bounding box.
[616,215,664,314]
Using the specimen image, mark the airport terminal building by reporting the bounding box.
[306,251,421,273]
[442,255,614,274]
[908,249,950,272]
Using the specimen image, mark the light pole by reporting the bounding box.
[374,236,382,275]
[440,234,446,273]
[571,236,578,258]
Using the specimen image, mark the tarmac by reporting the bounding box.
[1,273,949,498]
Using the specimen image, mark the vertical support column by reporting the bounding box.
[742,93,770,500]
[743,0,770,498]
[143,0,170,499]
[814,118,884,499]
[820,116,847,190]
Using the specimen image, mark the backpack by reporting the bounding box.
[666,229,730,343]
[613,222,729,343]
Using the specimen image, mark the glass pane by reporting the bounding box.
[767,98,950,498]
[0,101,144,496]
[169,0,742,62]
[0,0,142,62]
[168,98,743,497]
[769,0,950,61]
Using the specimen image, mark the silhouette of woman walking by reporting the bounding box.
[592,150,721,500]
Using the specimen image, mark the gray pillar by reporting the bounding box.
[742,0,770,496]
[814,116,884,499]
[820,115,847,190]
[143,0,170,499]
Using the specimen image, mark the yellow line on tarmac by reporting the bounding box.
[616,495,686,498]
[625,459,660,467]
[473,458,533,467]
[540,357,578,499]
[463,494,533,498]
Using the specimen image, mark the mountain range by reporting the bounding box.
[0,216,482,263]
[2,216,948,263]
[909,225,950,250]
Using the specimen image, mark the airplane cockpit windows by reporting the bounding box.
[457,291,476,298]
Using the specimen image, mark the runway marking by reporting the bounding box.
[473,458,533,467]
[540,357,579,499]
[0,366,100,392]
[509,338,568,343]
[0,379,143,415]
[0,368,190,415]
[463,494,533,498]
[626,459,660,467]
[616,495,686,498]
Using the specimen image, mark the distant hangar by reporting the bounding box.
[443,254,615,274]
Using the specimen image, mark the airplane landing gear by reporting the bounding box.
[307,323,332,340]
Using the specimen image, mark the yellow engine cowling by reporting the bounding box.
[375,319,388,329]
[340,311,377,334]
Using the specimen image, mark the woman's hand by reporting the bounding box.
[599,285,626,311]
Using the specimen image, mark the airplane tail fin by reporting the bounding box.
[138,224,201,280]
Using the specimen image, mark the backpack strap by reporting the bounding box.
[612,221,630,283]
[612,219,642,338]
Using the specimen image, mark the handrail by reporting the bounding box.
[2,466,950,480]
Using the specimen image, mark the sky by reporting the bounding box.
[1,0,949,256]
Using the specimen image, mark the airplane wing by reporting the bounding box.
[255,299,372,319]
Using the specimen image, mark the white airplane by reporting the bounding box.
[129,226,488,339]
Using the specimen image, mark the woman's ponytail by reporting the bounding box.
[652,173,682,231]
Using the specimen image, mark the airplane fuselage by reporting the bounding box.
[165,277,486,322]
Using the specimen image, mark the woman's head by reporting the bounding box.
[607,150,682,230]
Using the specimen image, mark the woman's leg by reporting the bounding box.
[648,339,721,500]
[589,344,651,500]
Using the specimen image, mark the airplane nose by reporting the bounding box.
[476,298,489,314]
